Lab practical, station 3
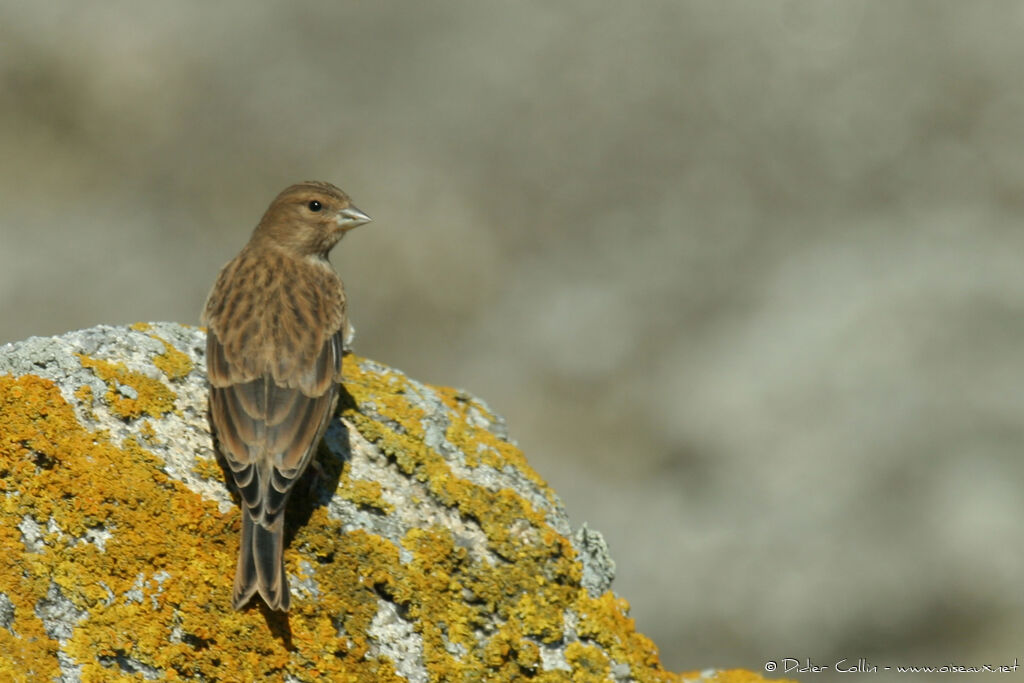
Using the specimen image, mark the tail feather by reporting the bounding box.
[232,509,259,609]
[232,509,289,611]
[253,515,289,611]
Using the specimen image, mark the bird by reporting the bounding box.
[202,181,370,611]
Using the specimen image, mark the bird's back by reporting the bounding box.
[205,245,346,610]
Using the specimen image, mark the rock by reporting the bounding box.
[0,323,784,682]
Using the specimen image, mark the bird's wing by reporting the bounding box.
[207,326,343,525]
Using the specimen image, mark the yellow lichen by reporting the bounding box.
[337,472,394,514]
[137,419,158,446]
[434,386,553,498]
[191,454,224,482]
[73,385,96,421]
[130,322,195,381]
[73,384,93,407]
[576,591,662,670]
[75,354,176,420]
[565,640,611,681]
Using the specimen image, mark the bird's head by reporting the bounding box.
[252,181,371,259]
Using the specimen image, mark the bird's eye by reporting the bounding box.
[308,200,322,212]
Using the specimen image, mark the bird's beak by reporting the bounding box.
[337,205,372,231]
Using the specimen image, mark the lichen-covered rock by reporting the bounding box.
[0,323,787,683]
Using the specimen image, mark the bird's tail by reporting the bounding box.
[232,508,290,611]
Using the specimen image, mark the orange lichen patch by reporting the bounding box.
[434,386,552,497]
[510,588,564,645]
[290,523,406,681]
[75,354,176,420]
[337,472,393,513]
[73,384,93,408]
[130,323,195,381]
[576,591,664,672]
[565,640,611,680]
[515,638,541,672]
[191,454,224,481]
[73,384,96,421]
[137,419,159,446]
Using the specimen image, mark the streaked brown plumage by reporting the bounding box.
[202,181,370,611]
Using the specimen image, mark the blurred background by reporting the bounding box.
[2,2,1023,680]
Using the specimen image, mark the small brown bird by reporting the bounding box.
[202,181,370,611]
